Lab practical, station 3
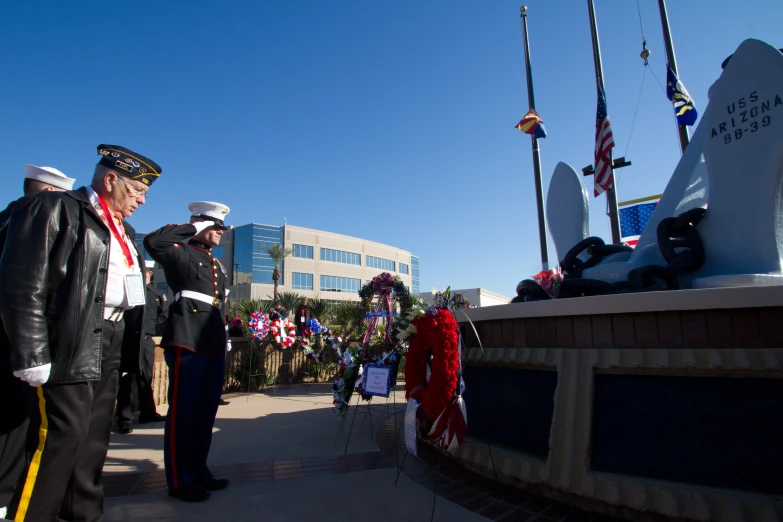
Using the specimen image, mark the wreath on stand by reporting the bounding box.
[301,318,341,362]
[331,272,410,415]
[403,290,468,453]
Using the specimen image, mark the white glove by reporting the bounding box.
[192,221,215,234]
[14,363,52,387]
[227,340,233,352]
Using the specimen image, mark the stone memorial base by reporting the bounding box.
[455,286,783,522]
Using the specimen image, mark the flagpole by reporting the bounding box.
[519,6,550,271]
[587,0,622,244]
[658,0,691,153]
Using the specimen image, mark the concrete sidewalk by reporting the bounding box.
[104,384,486,521]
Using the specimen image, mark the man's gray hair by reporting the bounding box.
[91,164,116,185]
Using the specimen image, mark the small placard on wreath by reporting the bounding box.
[362,363,392,398]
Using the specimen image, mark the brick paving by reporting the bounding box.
[101,450,394,497]
[101,391,626,521]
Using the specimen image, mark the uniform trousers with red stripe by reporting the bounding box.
[7,319,123,522]
[163,347,225,491]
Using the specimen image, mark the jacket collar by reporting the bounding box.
[70,186,136,240]
[187,240,212,252]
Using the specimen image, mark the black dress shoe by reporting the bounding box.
[168,486,211,502]
[218,398,229,406]
[118,422,133,434]
[198,477,230,491]
[139,412,166,423]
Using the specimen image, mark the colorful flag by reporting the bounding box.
[619,198,659,247]
[515,108,547,139]
[593,86,615,197]
[666,66,698,126]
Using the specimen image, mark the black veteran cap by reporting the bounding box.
[97,144,162,186]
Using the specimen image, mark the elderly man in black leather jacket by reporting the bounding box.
[0,145,161,522]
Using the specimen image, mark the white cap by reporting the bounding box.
[24,164,76,191]
[145,261,156,270]
[188,201,230,228]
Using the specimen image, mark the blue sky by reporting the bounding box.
[1,1,780,297]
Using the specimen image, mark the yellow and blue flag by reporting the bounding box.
[666,66,697,126]
[515,108,547,139]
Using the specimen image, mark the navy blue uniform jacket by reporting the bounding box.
[143,224,228,356]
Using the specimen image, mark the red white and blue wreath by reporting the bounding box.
[247,310,296,348]
[247,311,270,340]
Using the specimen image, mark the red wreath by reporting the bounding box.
[404,309,460,421]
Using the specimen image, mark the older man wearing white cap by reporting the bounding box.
[0,164,75,519]
[0,165,76,228]
[143,201,232,502]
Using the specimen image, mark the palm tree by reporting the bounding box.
[332,301,364,340]
[274,292,303,318]
[231,298,272,321]
[307,297,334,324]
[261,243,292,303]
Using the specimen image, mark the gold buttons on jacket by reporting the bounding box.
[192,309,197,313]
[199,262,203,266]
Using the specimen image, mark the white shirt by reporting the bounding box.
[85,187,143,309]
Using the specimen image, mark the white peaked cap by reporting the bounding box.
[188,201,230,227]
[24,164,76,191]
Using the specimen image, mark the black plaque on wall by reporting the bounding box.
[463,365,557,459]
[592,374,783,495]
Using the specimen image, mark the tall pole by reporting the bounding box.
[658,0,690,154]
[519,6,550,270]
[587,0,622,244]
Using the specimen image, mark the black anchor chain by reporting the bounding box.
[511,207,707,302]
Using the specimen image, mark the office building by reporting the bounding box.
[138,224,419,302]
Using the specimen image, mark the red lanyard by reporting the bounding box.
[96,194,135,267]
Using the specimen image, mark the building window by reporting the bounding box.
[292,272,313,290]
[399,263,409,275]
[320,248,361,266]
[366,255,396,272]
[292,244,313,259]
[232,223,284,285]
[320,275,361,293]
[411,255,420,295]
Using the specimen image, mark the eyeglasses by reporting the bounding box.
[116,176,150,200]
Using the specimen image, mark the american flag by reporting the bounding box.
[593,86,615,197]
[620,200,659,247]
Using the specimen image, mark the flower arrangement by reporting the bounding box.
[269,316,296,348]
[402,287,468,454]
[247,311,270,340]
[532,267,563,298]
[249,310,296,348]
[332,346,362,417]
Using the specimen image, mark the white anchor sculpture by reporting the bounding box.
[542,38,783,291]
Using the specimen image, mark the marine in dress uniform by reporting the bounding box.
[0,165,75,519]
[116,261,169,434]
[0,145,159,522]
[143,201,232,502]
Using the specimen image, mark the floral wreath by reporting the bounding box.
[404,290,468,453]
[247,311,270,340]
[301,319,343,362]
[358,272,412,345]
[248,310,297,348]
[270,316,297,348]
[332,346,362,416]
